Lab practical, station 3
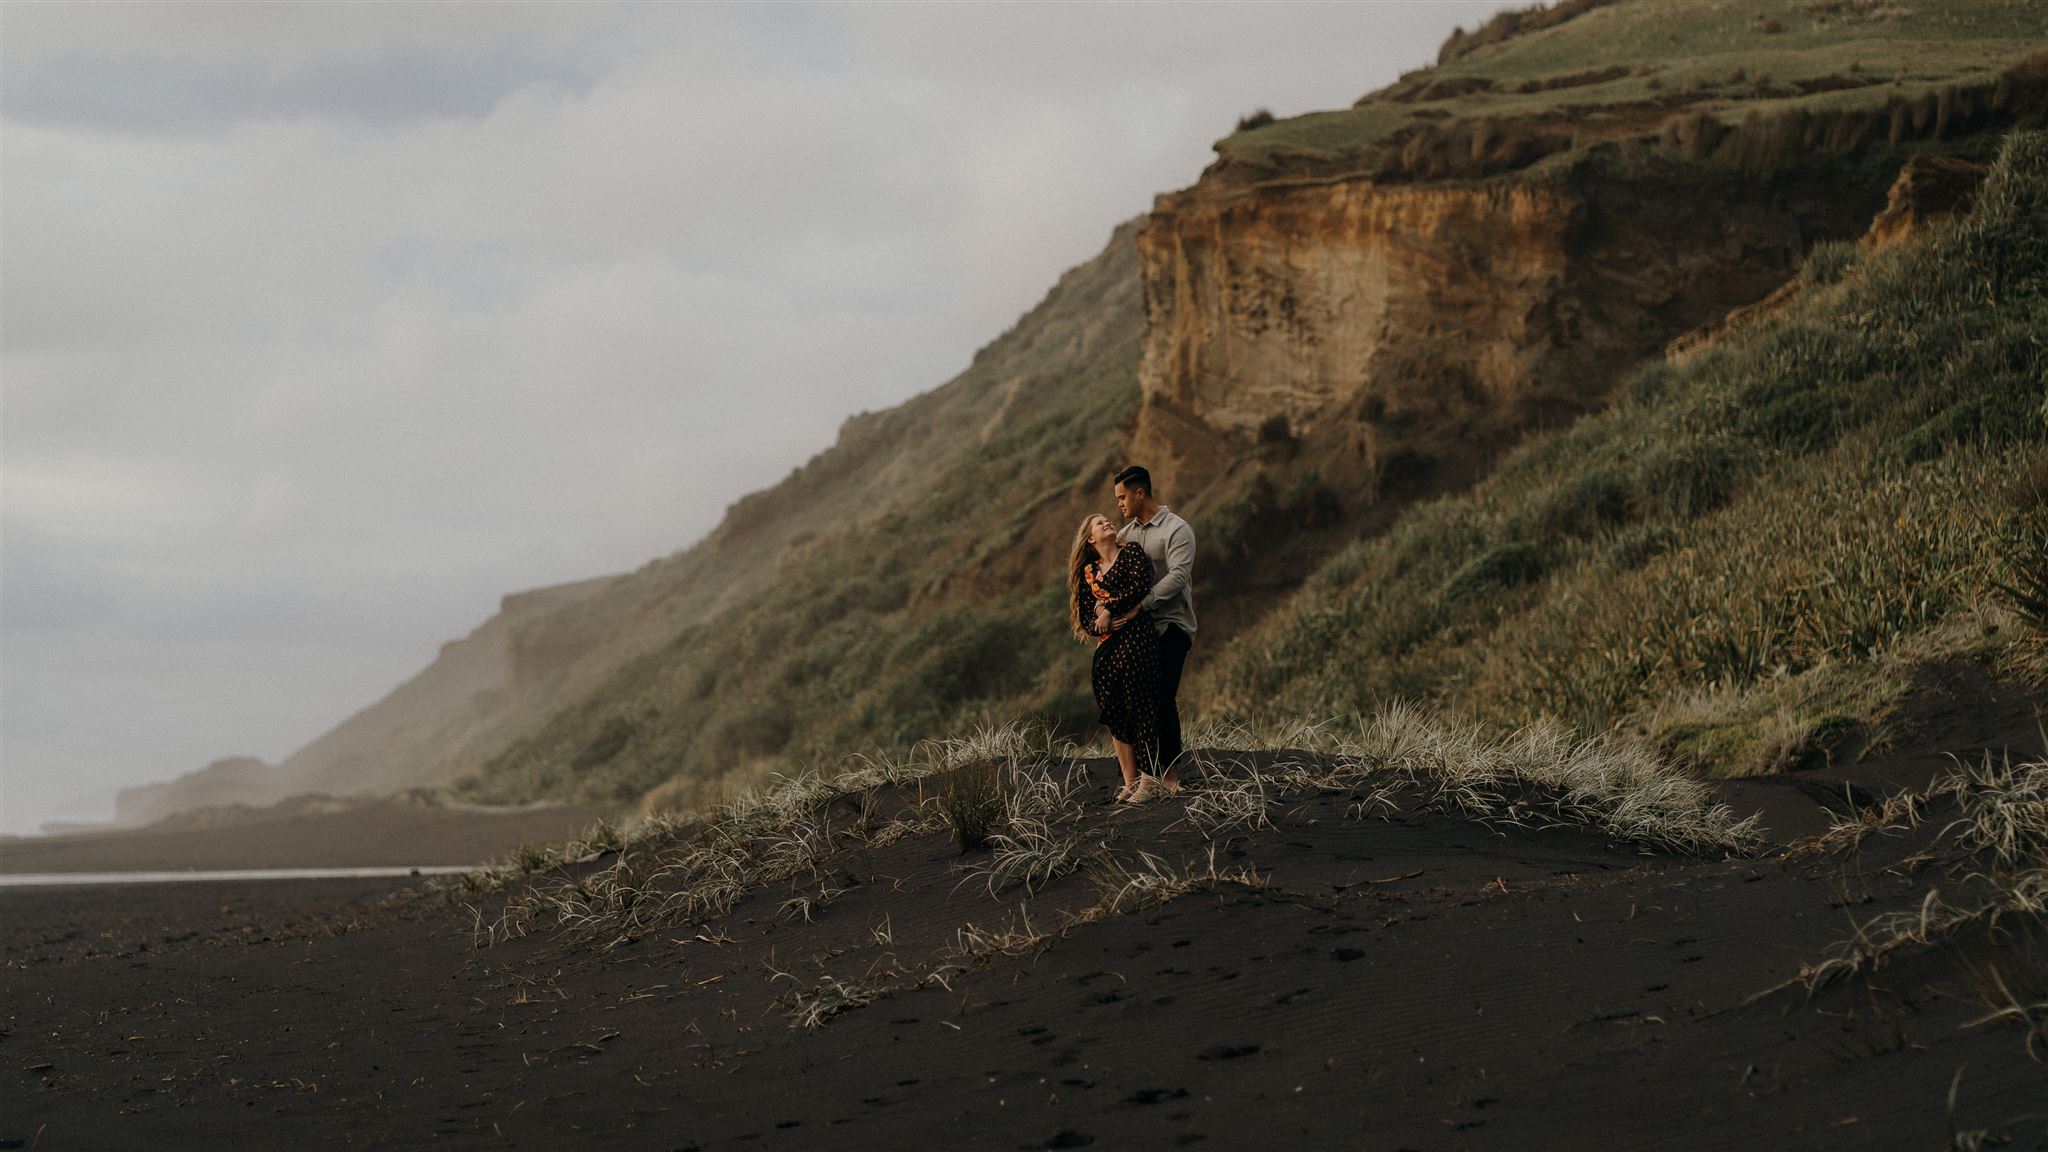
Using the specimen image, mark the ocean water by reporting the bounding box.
[0,865,481,887]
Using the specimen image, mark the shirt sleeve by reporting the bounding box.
[1142,521,1194,611]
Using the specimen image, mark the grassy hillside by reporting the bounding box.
[460,223,1147,808]
[1218,0,2047,177]
[448,1,2047,815]
[1201,130,2048,774]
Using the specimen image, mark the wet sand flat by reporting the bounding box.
[0,800,605,875]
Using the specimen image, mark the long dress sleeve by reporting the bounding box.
[1103,551,1153,617]
[1077,580,1104,637]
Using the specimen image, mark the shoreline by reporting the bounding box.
[0,864,483,888]
[0,796,605,875]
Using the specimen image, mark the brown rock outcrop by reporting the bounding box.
[1130,167,1874,499]
[1864,154,1991,250]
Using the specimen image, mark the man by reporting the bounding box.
[1097,464,1196,791]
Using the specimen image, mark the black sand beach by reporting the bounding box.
[6,723,2045,1150]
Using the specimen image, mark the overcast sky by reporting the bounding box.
[1,0,1503,835]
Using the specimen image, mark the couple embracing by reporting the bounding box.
[1067,465,1196,805]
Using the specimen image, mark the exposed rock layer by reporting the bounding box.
[1130,163,1884,499]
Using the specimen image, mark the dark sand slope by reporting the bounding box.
[6,729,2045,1151]
[1713,660,2047,844]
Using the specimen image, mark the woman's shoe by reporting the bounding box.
[1114,780,1139,804]
[1159,775,1184,797]
[1125,774,1163,803]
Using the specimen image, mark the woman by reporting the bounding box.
[1068,513,1166,803]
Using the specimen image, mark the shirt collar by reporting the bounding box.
[1142,506,1171,528]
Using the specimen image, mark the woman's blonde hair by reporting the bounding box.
[1066,515,1105,642]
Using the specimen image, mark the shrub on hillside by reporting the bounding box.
[714,702,795,761]
[1529,467,1631,539]
[1630,438,1743,520]
[1801,239,1859,286]
[902,611,1039,709]
[1626,361,1681,406]
[1440,541,1547,604]
[571,715,635,772]
[1992,458,2048,634]
[1607,524,1678,570]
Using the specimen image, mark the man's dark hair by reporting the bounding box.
[1113,465,1152,495]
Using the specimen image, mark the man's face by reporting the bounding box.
[1114,482,1140,521]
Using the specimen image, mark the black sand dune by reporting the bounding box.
[3,668,2042,1149]
[6,704,2046,1151]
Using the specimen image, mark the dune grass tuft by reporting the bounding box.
[1770,749,2048,1054]
[779,976,881,1030]
[1185,704,1761,855]
[975,761,1096,896]
[937,760,1012,854]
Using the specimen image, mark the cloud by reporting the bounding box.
[0,1,1504,833]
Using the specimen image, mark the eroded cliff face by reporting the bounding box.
[1134,179,1570,496]
[1128,165,1875,502]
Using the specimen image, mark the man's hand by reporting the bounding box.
[1094,605,1111,633]
[1111,607,1141,629]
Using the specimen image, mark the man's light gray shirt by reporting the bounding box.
[1120,507,1196,636]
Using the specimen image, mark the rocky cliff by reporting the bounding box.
[1129,0,2047,509]
[1129,170,1853,501]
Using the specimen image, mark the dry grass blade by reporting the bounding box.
[976,761,1094,896]
[1078,846,1270,921]
[781,976,881,1029]
[1181,759,1275,835]
[1961,960,2048,1062]
[950,905,1049,960]
[1936,750,2048,874]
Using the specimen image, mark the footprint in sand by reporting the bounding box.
[1122,1087,1190,1105]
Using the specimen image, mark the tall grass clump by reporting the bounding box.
[975,762,1096,896]
[1940,750,2048,875]
[937,761,1012,853]
[1203,130,2048,771]
[1181,704,1758,854]
[1990,459,2048,635]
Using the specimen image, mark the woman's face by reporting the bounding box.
[1088,515,1117,549]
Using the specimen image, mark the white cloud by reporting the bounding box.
[0,0,1504,833]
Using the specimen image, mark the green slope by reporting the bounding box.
[1200,130,2048,774]
[456,1,2047,812]
[1218,0,2045,177]
[462,220,1146,807]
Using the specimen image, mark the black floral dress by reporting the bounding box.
[1080,544,1160,772]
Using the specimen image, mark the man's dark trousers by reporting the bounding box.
[1154,624,1192,772]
